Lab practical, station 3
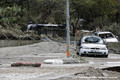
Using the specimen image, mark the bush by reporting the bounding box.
[107,23,120,40]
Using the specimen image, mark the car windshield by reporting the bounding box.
[83,37,103,44]
[99,33,114,39]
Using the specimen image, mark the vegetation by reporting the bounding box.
[0,0,120,38]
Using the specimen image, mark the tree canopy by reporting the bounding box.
[0,0,120,36]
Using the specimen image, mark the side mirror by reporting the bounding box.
[76,40,81,46]
[116,36,118,38]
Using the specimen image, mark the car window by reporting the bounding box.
[99,33,114,39]
[83,37,103,44]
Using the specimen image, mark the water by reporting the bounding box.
[0,40,39,47]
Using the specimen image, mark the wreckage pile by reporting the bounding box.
[28,41,75,53]
[57,67,120,80]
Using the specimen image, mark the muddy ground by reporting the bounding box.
[0,41,120,80]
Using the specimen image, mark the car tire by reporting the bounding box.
[79,53,83,56]
[104,55,108,58]
[76,52,79,55]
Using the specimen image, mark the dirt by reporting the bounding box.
[0,41,120,80]
[0,28,40,40]
[57,67,120,80]
[108,43,120,54]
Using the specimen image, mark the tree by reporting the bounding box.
[70,0,120,36]
[0,5,22,27]
[70,0,95,36]
[33,0,66,24]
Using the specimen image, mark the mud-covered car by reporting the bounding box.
[76,36,108,57]
[93,31,119,43]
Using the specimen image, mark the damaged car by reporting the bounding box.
[93,31,119,43]
[76,36,108,57]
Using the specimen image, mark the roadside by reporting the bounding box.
[0,28,40,40]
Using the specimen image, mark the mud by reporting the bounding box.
[57,67,120,80]
[0,41,120,80]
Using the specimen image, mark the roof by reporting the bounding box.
[82,36,101,39]
[28,24,65,27]
[37,24,59,27]
[94,31,112,34]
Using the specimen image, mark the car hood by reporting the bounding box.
[81,43,106,48]
[103,38,118,42]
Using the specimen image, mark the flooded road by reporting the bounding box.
[0,41,120,80]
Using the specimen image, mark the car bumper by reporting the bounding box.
[80,49,108,55]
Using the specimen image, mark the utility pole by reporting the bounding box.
[66,0,70,58]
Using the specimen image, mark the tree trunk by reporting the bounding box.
[72,25,76,36]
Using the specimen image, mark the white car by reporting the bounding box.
[93,32,119,42]
[76,36,108,57]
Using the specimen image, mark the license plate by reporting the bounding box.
[91,50,96,52]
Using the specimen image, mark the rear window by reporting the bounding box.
[99,33,114,39]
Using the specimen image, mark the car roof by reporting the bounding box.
[94,31,112,34]
[82,36,101,38]
[81,36,102,40]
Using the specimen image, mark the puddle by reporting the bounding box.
[102,66,120,72]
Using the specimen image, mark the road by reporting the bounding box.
[0,42,120,80]
[0,53,120,80]
[82,53,120,68]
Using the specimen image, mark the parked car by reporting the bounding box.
[76,36,108,57]
[93,31,119,42]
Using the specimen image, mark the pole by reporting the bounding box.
[66,0,70,58]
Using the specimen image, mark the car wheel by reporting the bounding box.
[76,52,79,55]
[79,53,83,56]
[104,55,108,58]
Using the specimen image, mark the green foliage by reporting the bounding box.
[0,5,21,26]
[0,0,120,37]
[93,15,111,28]
[107,23,120,35]
[70,0,120,30]
[34,0,66,24]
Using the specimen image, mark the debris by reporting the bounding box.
[62,58,80,64]
[43,59,63,64]
[11,62,42,67]
[43,58,81,64]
